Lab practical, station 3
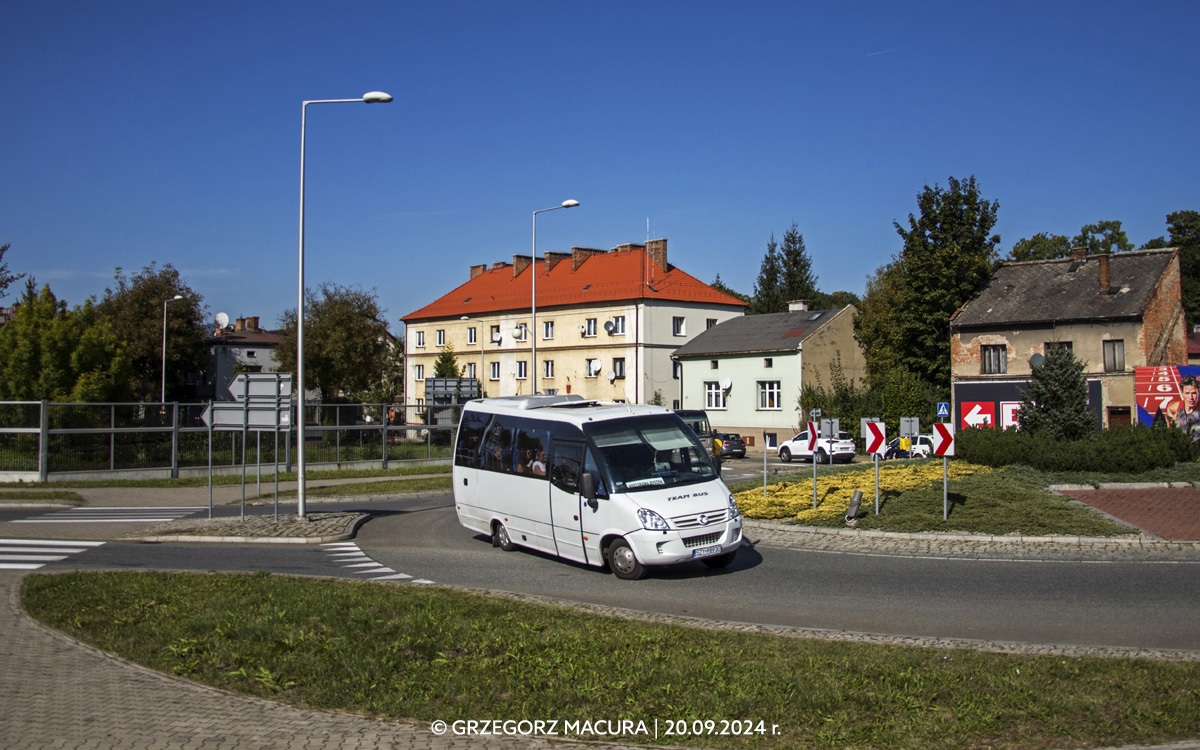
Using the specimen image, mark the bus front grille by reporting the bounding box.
[671,509,728,529]
[683,531,723,548]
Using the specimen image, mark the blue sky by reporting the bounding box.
[3,0,1197,334]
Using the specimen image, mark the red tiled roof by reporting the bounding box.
[402,245,746,322]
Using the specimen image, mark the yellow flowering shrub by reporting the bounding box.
[734,461,991,524]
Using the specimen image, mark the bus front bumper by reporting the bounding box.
[627,519,743,567]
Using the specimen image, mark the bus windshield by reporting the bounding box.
[584,414,717,493]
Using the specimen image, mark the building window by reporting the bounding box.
[611,316,625,335]
[436,329,445,347]
[764,357,773,368]
[1104,340,1125,372]
[672,399,680,409]
[515,324,528,342]
[982,344,1007,375]
[705,382,726,409]
[415,331,425,348]
[707,318,717,329]
[613,358,625,379]
[673,361,681,380]
[544,359,554,379]
[758,381,781,410]
[584,318,597,337]
[543,321,554,340]
[1045,341,1073,357]
[673,317,686,336]
[516,361,527,380]
[465,362,476,379]
[467,327,477,345]
[490,325,501,344]
[489,362,500,381]
[415,364,425,381]
[710,360,719,369]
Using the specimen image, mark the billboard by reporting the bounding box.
[1135,366,1200,439]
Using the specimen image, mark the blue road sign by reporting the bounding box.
[936,402,951,418]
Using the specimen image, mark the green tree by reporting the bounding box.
[1009,232,1072,262]
[1072,220,1133,255]
[853,262,905,387]
[0,243,24,301]
[0,285,133,401]
[748,234,785,315]
[433,345,461,378]
[779,221,819,304]
[886,175,1000,391]
[1163,211,1200,325]
[709,274,750,303]
[1018,347,1097,440]
[97,263,207,402]
[275,283,391,402]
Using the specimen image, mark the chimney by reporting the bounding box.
[246,316,259,332]
[235,317,245,332]
[788,300,810,312]
[571,247,606,271]
[1099,254,1111,292]
[647,238,668,273]
[544,251,570,272]
[512,254,532,277]
[613,243,642,253]
[470,263,487,279]
[1072,247,1088,260]
[492,261,510,271]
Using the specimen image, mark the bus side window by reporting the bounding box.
[584,448,609,499]
[550,444,582,493]
[454,411,490,468]
[482,420,515,474]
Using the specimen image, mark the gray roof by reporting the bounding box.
[672,308,849,357]
[952,249,1178,329]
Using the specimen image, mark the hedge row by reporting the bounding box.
[956,424,1193,473]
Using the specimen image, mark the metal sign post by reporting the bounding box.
[932,423,956,521]
[863,421,886,515]
[808,421,819,509]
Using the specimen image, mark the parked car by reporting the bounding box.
[910,434,934,458]
[872,437,911,460]
[713,432,746,459]
[778,429,856,464]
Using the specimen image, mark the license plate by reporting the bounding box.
[692,544,722,558]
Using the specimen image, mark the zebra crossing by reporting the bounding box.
[320,542,433,584]
[12,506,205,524]
[0,539,105,570]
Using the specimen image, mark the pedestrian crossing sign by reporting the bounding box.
[937,402,950,418]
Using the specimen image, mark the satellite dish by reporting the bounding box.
[491,332,502,343]
[589,359,603,375]
[720,378,732,391]
[603,320,615,334]
[606,370,616,382]
[578,324,587,334]
[1029,353,1045,367]
[215,312,229,329]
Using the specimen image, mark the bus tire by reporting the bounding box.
[606,537,647,580]
[702,550,737,569]
[493,521,516,552]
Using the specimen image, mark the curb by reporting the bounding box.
[132,513,371,545]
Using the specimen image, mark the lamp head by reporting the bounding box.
[562,199,580,208]
[363,91,394,103]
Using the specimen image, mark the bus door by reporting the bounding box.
[548,440,588,564]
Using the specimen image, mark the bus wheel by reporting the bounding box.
[493,521,515,552]
[606,537,647,580]
[702,550,737,569]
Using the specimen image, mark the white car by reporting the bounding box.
[909,434,934,458]
[778,430,856,464]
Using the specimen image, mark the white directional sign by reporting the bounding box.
[900,417,920,438]
[231,372,293,400]
[201,402,292,429]
[864,422,887,454]
[932,422,956,456]
[820,418,839,438]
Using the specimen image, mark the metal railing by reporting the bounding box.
[0,401,455,481]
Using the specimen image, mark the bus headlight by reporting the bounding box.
[637,508,670,531]
[728,494,740,519]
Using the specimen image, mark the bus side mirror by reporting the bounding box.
[580,471,598,504]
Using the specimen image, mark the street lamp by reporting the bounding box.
[531,199,579,395]
[297,91,392,519]
[161,295,183,402]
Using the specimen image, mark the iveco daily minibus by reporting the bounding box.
[452,395,742,579]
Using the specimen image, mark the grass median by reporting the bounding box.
[22,570,1200,750]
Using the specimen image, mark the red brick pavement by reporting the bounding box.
[1063,487,1200,541]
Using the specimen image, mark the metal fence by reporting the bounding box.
[0,401,455,481]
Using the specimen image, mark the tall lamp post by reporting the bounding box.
[531,200,579,395]
[161,295,183,402]
[297,91,393,519]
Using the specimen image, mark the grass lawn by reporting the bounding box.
[22,571,1200,750]
[0,490,84,504]
[726,459,1199,536]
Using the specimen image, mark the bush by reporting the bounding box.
[958,424,1191,474]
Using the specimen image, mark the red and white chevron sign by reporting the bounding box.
[865,422,886,454]
[932,423,956,456]
[807,422,819,451]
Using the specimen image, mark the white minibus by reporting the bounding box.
[452,396,742,580]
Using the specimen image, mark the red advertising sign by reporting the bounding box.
[960,401,995,429]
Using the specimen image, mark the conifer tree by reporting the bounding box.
[1017,347,1096,440]
[779,221,819,304]
[433,345,461,378]
[748,234,785,315]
